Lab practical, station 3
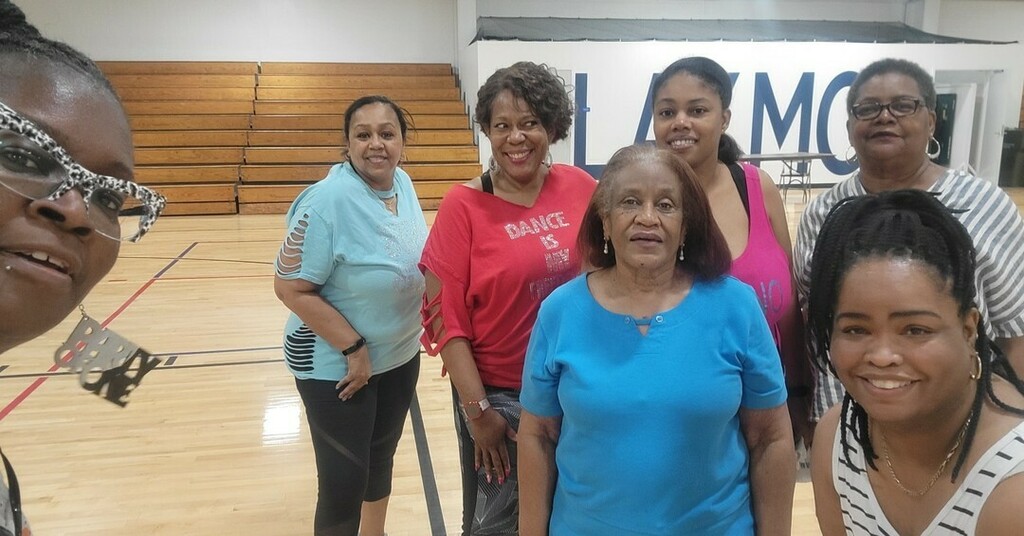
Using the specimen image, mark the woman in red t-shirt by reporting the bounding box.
[420,61,596,535]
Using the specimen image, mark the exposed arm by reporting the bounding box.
[740,403,796,536]
[810,406,845,536]
[759,171,815,445]
[273,275,368,400]
[518,410,562,536]
[424,269,516,483]
[977,473,1024,535]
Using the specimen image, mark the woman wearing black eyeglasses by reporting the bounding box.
[793,58,1024,433]
[1,2,165,533]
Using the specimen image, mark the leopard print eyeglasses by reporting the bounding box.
[0,100,166,242]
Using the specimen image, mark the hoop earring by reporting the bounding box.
[927,136,942,160]
[603,237,609,255]
[969,350,982,380]
[844,146,858,164]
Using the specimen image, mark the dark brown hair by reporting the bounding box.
[578,144,731,279]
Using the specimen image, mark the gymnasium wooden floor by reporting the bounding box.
[2,186,1019,535]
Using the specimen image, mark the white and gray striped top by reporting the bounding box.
[832,416,1024,535]
[794,169,1024,420]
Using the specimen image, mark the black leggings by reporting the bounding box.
[295,354,420,536]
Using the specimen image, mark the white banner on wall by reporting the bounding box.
[474,41,1024,185]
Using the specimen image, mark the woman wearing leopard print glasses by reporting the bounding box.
[0,1,164,533]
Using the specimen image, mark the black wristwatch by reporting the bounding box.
[341,337,366,356]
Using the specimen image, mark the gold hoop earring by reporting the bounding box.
[969,350,982,380]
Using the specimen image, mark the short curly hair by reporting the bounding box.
[475,61,573,142]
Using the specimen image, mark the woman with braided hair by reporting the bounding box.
[1,1,165,534]
[807,189,1024,535]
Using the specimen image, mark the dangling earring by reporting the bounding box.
[844,145,858,164]
[544,152,553,167]
[969,349,982,380]
[488,156,499,174]
[603,237,609,255]
[53,304,162,407]
[678,243,685,262]
[927,136,942,160]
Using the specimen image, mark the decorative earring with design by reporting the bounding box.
[678,243,685,261]
[844,145,858,164]
[488,156,499,174]
[544,152,553,167]
[53,305,162,407]
[927,136,942,160]
[969,349,982,380]
[603,237,609,255]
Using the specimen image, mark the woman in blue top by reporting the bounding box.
[274,95,427,536]
[518,144,795,535]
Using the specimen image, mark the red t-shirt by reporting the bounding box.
[420,164,597,388]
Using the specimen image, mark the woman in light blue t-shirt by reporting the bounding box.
[274,96,427,536]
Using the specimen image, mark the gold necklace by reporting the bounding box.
[877,415,972,497]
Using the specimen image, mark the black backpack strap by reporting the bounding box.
[728,163,750,216]
[481,171,494,195]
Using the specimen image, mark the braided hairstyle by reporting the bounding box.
[0,0,118,98]
[807,189,1024,479]
[651,56,743,165]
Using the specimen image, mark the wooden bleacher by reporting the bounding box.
[99,61,481,216]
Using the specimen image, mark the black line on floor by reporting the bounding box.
[0,358,281,380]
[410,389,447,536]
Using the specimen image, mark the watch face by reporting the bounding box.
[464,404,483,420]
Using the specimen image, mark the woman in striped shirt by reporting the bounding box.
[793,58,1024,426]
[807,190,1024,535]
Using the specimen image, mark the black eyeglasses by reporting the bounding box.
[0,100,166,242]
[850,97,926,121]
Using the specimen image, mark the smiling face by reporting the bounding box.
[601,158,686,274]
[346,102,405,189]
[485,90,553,185]
[0,58,131,352]
[652,72,731,170]
[830,256,978,425]
[848,72,936,167]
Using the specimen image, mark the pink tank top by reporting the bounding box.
[728,163,793,348]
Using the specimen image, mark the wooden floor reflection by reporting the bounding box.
[3,187,1019,535]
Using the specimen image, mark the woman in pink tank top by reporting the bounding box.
[652,56,813,447]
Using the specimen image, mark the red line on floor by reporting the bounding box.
[0,242,197,421]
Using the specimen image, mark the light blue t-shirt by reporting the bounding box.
[276,162,427,381]
[521,273,787,535]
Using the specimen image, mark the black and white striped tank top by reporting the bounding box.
[833,416,1024,535]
